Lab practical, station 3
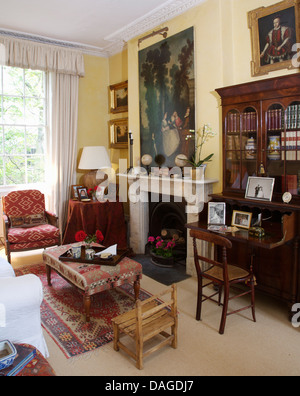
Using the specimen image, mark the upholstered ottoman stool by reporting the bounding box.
[43,244,142,322]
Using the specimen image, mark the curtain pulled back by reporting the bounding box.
[1,35,84,232]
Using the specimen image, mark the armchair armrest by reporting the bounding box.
[0,274,49,357]
[45,210,59,227]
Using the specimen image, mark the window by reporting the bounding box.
[0,66,47,186]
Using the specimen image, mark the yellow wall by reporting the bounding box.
[76,54,109,183]
[76,0,299,191]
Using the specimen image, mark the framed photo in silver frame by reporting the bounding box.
[245,176,275,201]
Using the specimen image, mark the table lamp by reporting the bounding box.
[78,146,112,189]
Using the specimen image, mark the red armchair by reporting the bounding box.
[3,190,61,263]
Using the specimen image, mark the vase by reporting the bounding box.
[267,136,281,160]
[190,164,207,180]
[245,137,257,159]
[150,251,174,268]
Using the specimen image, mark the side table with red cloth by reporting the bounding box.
[62,200,127,249]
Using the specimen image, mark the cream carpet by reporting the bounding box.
[6,248,300,376]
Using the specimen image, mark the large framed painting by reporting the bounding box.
[248,0,300,76]
[139,27,195,168]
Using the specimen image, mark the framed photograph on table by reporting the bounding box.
[232,210,253,230]
[245,177,275,202]
[76,187,90,201]
[208,202,226,226]
[109,118,128,149]
[109,81,128,114]
[248,0,300,77]
[71,185,84,200]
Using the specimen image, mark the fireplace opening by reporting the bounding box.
[148,199,187,266]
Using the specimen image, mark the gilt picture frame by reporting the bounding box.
[109,81,128,114]
[109,118,128,149]
[232,210,253,230]
[248,0,300,76]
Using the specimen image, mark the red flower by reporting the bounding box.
[75,230,87,242]
[96,230,104,243]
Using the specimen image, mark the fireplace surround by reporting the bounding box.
[118,173,218,276]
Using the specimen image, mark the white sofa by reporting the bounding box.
[0,257,49,357]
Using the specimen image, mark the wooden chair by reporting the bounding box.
[112,284,178,369]
[190,229,256,334]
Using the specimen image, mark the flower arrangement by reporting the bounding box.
[87,186,98,200]
[75,230,104,245]
[148,236,176,258]
[187,124,216,167]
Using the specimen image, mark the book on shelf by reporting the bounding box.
[281,104,300,160]
[0,344,36,376]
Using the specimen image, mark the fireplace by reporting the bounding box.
[149,199,187,263]
[118,173,218,277]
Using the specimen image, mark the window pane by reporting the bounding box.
[27,155,45,183]
[4,126,25,154]
[26,127,45,155]
[3,96,24,124]
[5,156,25,185]
[0,158,3,184]
[3,67,24,96]
[0,126,3,155]
[25,97,45,125]
[25,69,45,98]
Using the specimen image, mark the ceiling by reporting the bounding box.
[0,0,206,57]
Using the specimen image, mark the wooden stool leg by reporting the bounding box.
[46,265,52,286]
[113,323,120,351]
[84,294,91,323]
[134,279,140,301]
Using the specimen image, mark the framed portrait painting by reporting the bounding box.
[248,0,300,76]
[109,118,128,149]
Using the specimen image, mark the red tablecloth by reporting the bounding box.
[62,200,127,249]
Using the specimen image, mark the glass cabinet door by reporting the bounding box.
[225,107,258,191]
[265,103,285,194]
[265,101,300,197]
[283,101,300,197]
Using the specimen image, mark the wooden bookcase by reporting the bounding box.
[211,74,300,310]
[216,74,300,203]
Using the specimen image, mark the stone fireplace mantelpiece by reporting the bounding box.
[118,174,218,276]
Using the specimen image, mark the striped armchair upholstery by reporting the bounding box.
[3,190,61,263]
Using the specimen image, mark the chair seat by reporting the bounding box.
[205,264,250,282]
[8,224,60,244]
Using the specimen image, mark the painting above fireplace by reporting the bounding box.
[139,27,195,168]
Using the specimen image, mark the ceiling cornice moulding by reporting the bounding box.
[0,0,206,58]
[105,0,206,55]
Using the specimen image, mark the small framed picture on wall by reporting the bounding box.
[109,81,128,114]
[109,118,128,149]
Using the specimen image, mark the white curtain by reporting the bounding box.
[0,35,85,231]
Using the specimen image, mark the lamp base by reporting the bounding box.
[81,170,108,190]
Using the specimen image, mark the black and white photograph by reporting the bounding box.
[208,202,226,225]
[245,177,275,201]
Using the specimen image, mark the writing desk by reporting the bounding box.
[186,198,300,314]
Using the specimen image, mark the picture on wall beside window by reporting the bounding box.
[109,118,128,149]
[248,0,300,77]
[109,81,128,114]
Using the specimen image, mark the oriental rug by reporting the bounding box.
[16,264,152,359]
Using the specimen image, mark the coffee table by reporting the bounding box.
[42,244,142,322]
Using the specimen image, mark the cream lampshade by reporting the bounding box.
[79,146,112,189]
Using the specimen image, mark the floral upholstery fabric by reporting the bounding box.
[43,244,143,297]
